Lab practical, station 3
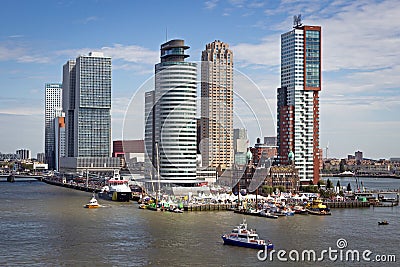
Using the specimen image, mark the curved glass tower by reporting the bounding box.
[153,39,198,183]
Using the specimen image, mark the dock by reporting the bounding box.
[324,201,371,208]
[40,177,101,193]
[183,203,235,211]
[325,200,398,208]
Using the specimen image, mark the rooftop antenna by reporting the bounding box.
[165,26,168,42]
[293,14,303,28]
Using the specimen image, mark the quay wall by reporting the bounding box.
[40,177,100,193]
[183,204,235,212]
[324,201,371,208]
[325,201,398,208]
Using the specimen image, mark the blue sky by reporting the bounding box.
[0,0,399,159]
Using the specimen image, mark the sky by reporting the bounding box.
[0,0,399,160]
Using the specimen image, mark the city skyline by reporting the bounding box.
[0,0,399,159]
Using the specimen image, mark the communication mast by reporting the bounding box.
[293,14,303,28]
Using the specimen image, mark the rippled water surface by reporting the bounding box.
[0,179,399,266]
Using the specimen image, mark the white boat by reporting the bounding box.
[84,194,100,208]
[98,170,132,202]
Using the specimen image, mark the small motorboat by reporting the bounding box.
[84,194,100,209]
[222,219,274,250]
[378,220,389,225]
[138,203,147,209]
[259,210,278,219]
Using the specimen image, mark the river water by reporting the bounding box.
[0,178,399,266]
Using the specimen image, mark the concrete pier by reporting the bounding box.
[183,203,235,212]
[40,177,101,193]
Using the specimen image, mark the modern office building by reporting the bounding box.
[60,52,119,173]
[145,39,198,185]
[37,153,45,163]
[62,52,111,157]
[200,40,234,171]
[16,149,31,160]
[44,83,63,169]
[233,128,248,166]
[54,116,66,171]
[277,20,321,184]
[355,151,363,164]
[144,90,156,176]
[113,139,145,169]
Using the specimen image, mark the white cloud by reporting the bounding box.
[56,44,159,69]
[320,1,399,72]
[0,45,25,61]
[204,0,218,10]
[102,44,159,65]
[231,35,281,67]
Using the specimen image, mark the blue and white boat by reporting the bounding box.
[221,219,273,250]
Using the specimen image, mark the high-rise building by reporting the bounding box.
[62,52,111,158]
[44,83,63,169]
[16,149,31,160]
[60,52,119,173]
[355,151,363,164]
[277,20,321,184]
[233,128,248,166]
[37,153,45,163]
[54,116,66,171]
[145,39,197,184]
[144,90,155,177]
[200,40,233,171]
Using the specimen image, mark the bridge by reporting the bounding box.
[0,174,42,182]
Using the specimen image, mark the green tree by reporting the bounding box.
[346,183,352,192]
[339,159,346,172]
[326,179,332,189]
[261,185,273,196]
[336,180,341,188]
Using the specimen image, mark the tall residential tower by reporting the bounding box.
[44,83,63,169]
[277,20,321,184]
[200,40,233,171]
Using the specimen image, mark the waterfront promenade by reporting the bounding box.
[34,176,399,212]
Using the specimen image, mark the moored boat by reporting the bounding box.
[98,170,131,202]
[293,205,309,215]
[221,219,273,250]
[84,194,100,208]
[306,199,331,215]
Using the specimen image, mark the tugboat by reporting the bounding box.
[98,170,131,202]
[84,194,100,209]
[222,219,273,250]
[306,199,331,215]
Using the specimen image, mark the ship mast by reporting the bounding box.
[155,142,161,208]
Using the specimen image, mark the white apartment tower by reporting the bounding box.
[45,83,62,169]
[200,40,234,171]
[277,19,321,184]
